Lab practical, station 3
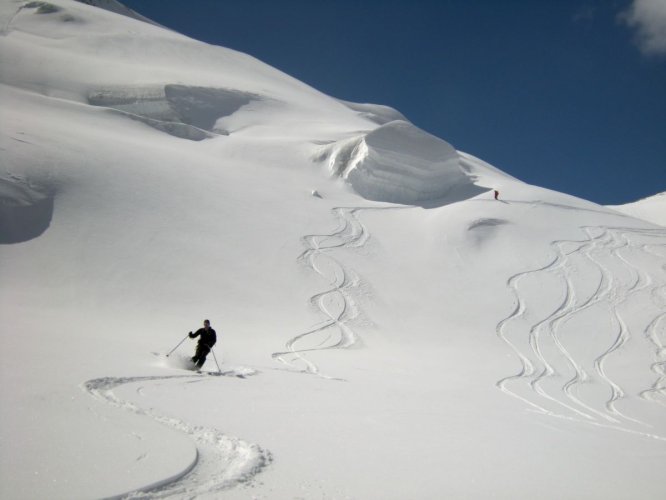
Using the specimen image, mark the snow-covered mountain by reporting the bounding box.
[1,1,665,499]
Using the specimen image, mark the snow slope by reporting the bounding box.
[607,191,666,227]
[1,1,665,499]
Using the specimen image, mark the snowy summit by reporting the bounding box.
[1,1,665,499]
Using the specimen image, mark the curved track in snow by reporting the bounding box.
[497,225,666,439]
[272,207,367,376]
[641,309,666,406]
[82,372,271,499]
[273,206,402,377]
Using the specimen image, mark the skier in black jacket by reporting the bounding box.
[189,319,217,369]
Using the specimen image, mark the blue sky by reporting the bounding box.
[121,0,665,205]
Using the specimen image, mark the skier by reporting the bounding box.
[189,319,217,369]
[494,189,500,200]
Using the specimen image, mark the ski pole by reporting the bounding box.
[166,334,189,357]
[211,347,222,373]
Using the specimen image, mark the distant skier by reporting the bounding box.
[189,319,217,369]
[494,189,500,200]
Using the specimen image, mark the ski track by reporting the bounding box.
[497,225,666,440]
[641,290,666,407]
[273,206,401,377]
[82,373,271,499]
[1,3,23,36]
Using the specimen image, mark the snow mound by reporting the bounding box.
[607,191,666,227]
[466,218,510,247]
[88,84,263,140]
[337,99,409,125]
[23,2,62,15]
[0,175,54,244]
[317,120,486,205]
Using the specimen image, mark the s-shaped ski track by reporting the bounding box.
[82,374,271,499]
[273,206,404,377]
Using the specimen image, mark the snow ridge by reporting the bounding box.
[88,85,262,140]
[496,225,666,439]
[82,375,272,498]
[607,192,666,227]
[336,99,409,125]
[74,0,161,26]
[316,120,486,205]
